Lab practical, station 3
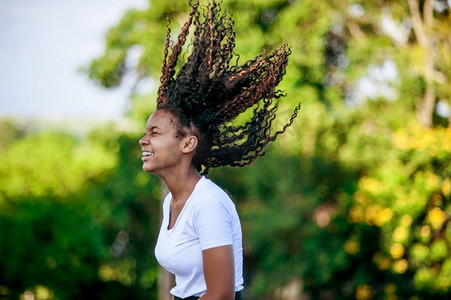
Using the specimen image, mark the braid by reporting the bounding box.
[156,0,300,174]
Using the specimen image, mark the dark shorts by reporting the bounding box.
[174,290,242,300]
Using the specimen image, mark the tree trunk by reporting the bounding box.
[408,0,436,128]
[158,181,174,300]
[416,81,435,128]
[158,267,175,300]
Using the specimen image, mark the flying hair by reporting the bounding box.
[156,0,300,174]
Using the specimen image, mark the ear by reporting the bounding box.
[181,135,198,154]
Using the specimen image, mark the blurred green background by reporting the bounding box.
[1,0,450,299]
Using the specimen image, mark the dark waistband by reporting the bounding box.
[174,290,242,300]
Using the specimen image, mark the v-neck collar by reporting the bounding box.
[166,176,205,233]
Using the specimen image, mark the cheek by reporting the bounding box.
[154,138,182,157]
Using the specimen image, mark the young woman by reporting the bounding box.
[139,1,300,299]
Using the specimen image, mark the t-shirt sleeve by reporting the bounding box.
[194,194,233,250]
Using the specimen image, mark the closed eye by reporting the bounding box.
[143,130,159,136]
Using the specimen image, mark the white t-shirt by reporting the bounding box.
[154,176,244,298]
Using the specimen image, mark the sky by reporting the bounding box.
[1,0,448,124]
[0,0,148,121]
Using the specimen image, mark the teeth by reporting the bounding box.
[142,151,153,157]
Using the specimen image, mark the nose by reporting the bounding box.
[139,134,149,146]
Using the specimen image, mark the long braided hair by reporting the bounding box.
[156,0,300,175]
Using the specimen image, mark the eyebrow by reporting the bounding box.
[147,125,161,131]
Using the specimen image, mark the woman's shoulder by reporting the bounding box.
[193,177,234,207]
[198,176,230,197]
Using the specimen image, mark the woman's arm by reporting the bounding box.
[200,245,235,300]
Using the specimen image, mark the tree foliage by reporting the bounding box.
[0,126,163,299]
[1,0,450,299]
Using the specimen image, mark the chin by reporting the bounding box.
[143,165,160,177]
[142,163,153,173]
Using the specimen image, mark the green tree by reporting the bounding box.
[85,0,450,299]
[0,123,163,299]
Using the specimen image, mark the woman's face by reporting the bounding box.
[139,109,186,177]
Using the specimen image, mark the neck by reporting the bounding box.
[162,166,201,204]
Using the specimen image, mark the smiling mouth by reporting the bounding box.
[142,151,154,158]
